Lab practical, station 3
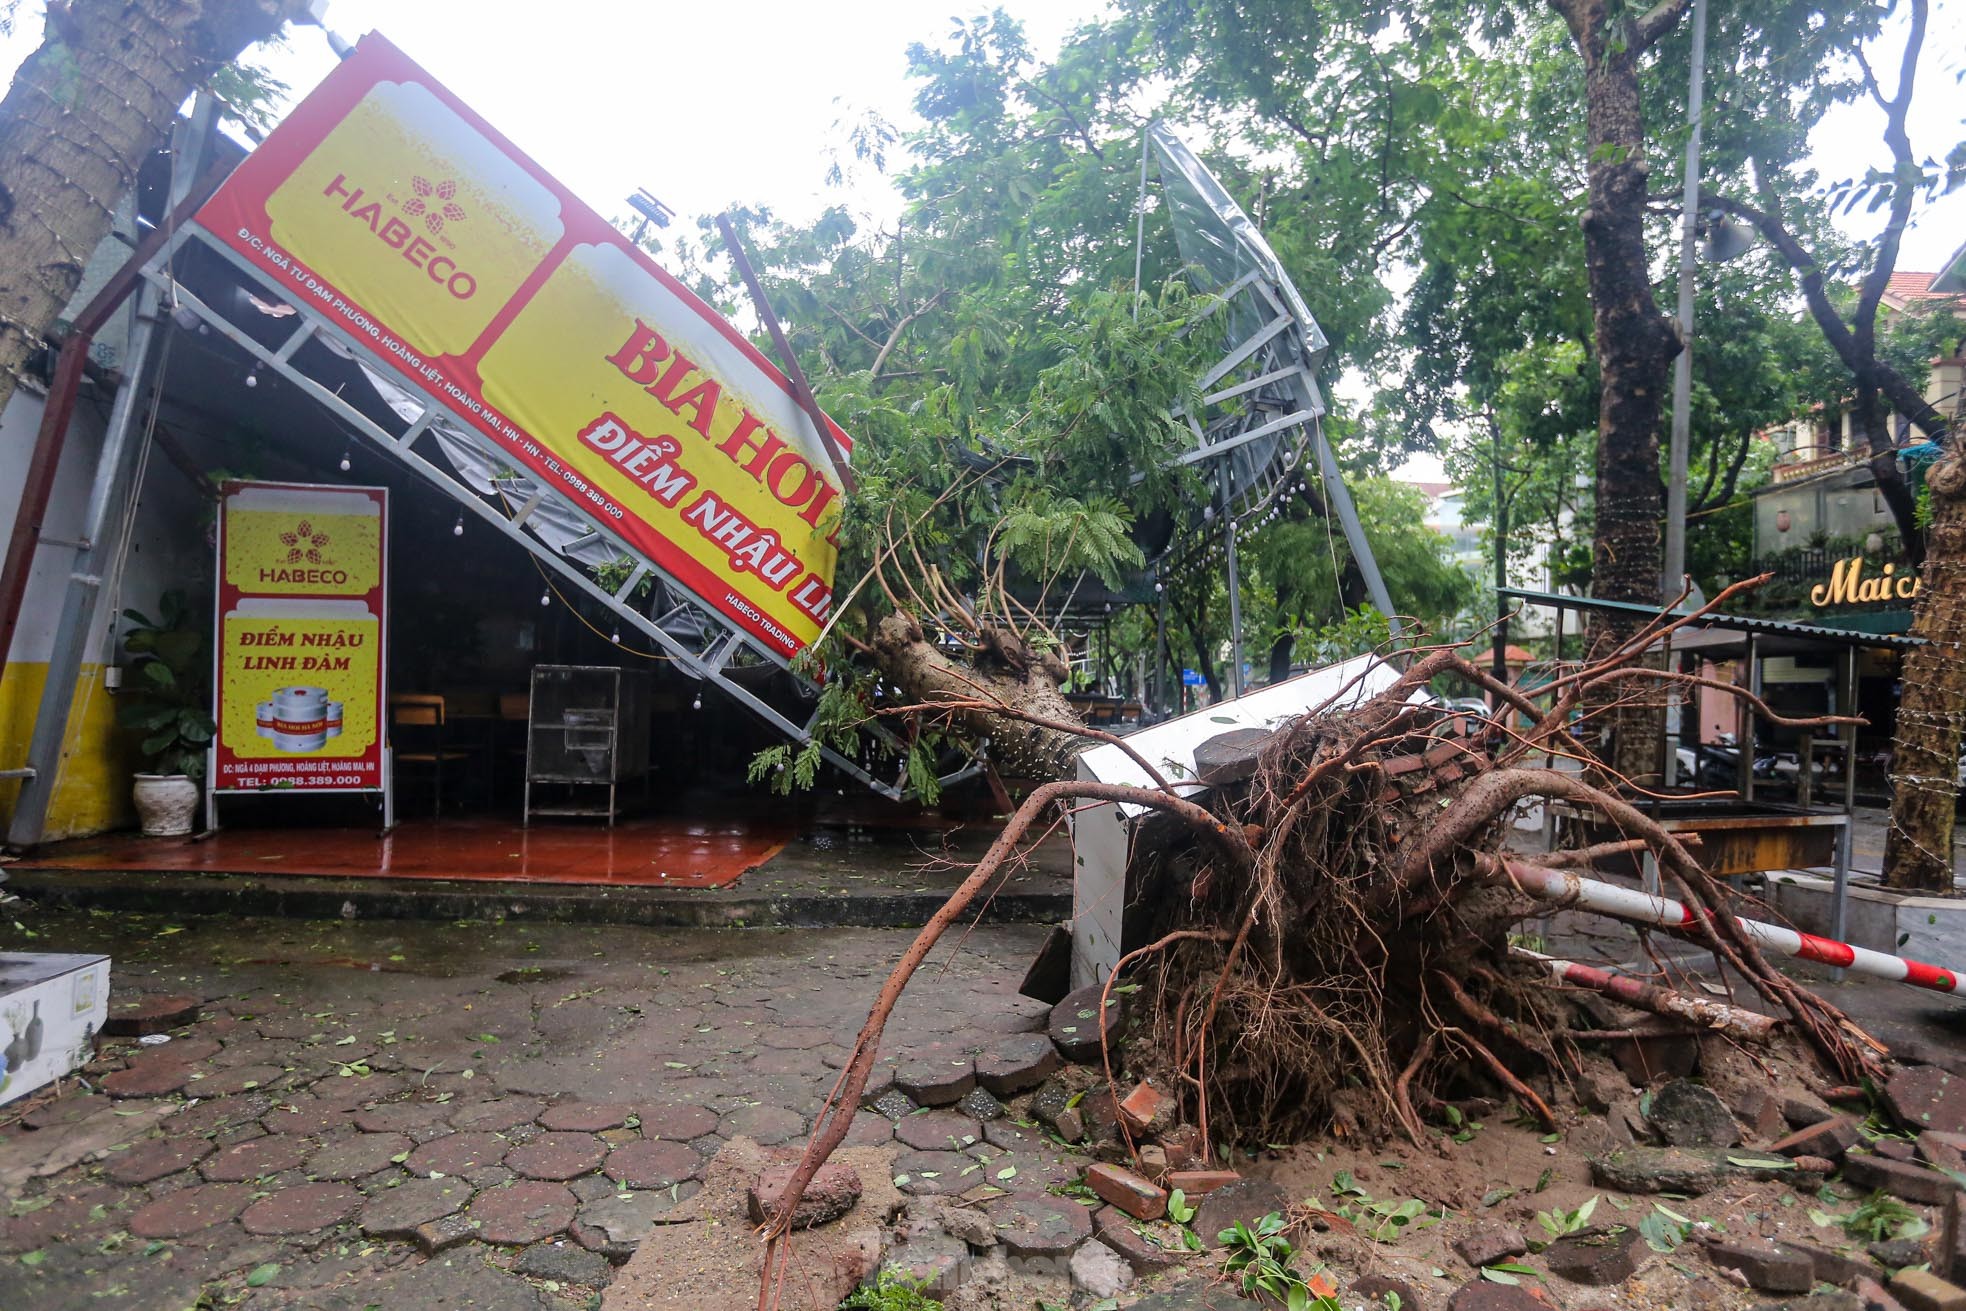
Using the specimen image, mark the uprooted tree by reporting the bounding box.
[754,579,1890,1306]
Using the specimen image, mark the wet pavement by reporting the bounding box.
[0,909,1054,1309]
[16,813,794,889]
[1,815,1074,928]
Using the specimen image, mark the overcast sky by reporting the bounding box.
[4,1,1956,260]
[2,0,1959,488]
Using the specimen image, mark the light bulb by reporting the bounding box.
[540,590,550,606]
[339,451,352,471]
[692,696,703,710]
[611,630,621,644]
[243,370,258,388]
[453,516,464,536]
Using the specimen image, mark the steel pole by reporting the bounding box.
[1219,466,1244,698]
[1662,0,1707,597]
[1661,0,1707,793]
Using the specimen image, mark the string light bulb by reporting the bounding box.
[540,590,550,606]
[339,450,352,472]
[243,367,259,388]
[452,515,464,536]
[692,695,703,710]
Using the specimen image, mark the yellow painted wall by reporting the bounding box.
[0,661,136,839]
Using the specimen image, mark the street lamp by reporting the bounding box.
[627,190,674,247]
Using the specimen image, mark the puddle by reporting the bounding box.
[495,965,579,985]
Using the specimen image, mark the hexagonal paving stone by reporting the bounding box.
[986,1191,1095,1266]
[890,1149,977,1196]
[894,1046,977,1107]
[354,1101,452,1135]
[202,1135,310,1182]
[191,1063,291,1097]
[649,1104,719,1139]
[758,1026,830,1051]
[718,1104,805,1145]
[974,1033,1063,1097]
[469,1180,578,1245]
[358,1176,474,1240]
[406,1131,509,1178]
[538,1102,629,1133]
[172,1095,274,1138]
[895,1110,984,1154]
[842,1112,896,1148]
[1049,985,1124,1064]
[105,1136,215,1186]
[312,1072,405,1108]
[128,1183,255,1239]
[261,1097,349,1136]
[604,1140,701,1188]
[748,1048,826,1077]
[101,1060,192,1098]
[22,1096,105,1129]
[515,1242,612,1285]
[506,1132,607,1181]
[572,1185,701,1260]
[451,1097,545,1132]
[240,1182,361,1236]
[309,1131,413,1181]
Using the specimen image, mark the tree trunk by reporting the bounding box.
[872,611,1089,784]
[1549,0,1683,782]
[1883,451,1966,893]
[0,0,306,419]
[1268,631,1294,685]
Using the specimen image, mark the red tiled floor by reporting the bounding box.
[16,815,789,888]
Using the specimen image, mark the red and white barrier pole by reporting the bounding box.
[1487,855,1960,994]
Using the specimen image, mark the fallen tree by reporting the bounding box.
[756,578,1890,1309]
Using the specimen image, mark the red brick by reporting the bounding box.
[1771,1115,1861,1160]
[1085,1162,1167,1221]
[1166,1169,1239,1196]
[1118,1083,1169,1134]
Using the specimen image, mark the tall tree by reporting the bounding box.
[0,0,309,419]
[1691,0,1963,891]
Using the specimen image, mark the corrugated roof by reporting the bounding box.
[1497,587,1922,651]
[1883,270,1962,305]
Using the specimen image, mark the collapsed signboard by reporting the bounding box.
[195,34,847,657]
[212,482,387,794]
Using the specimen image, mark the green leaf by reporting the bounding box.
[246,1263,281,1287]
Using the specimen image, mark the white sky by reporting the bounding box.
[2,0,1959,487]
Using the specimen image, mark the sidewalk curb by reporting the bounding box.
[0,867,1071,930]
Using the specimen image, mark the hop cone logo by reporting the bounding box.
[404,176,468,236]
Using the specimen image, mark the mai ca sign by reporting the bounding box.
[1810,556,1921,607]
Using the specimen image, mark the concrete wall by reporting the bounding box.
[0,374,212,841]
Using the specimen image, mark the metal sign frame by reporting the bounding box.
[146,220,950,801]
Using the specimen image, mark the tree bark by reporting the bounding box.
[0,0,307,419]
[871,611,1089,783]
[1883,451,1966,893]
[1547,0,1683,781]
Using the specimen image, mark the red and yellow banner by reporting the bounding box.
[212,482,387,793]
[194,33,846,656]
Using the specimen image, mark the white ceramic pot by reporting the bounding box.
[132,774,199,837]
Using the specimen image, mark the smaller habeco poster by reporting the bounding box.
[193,33,848,657]
[212,482,387,794]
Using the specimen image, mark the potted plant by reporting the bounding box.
[117,590,214,836]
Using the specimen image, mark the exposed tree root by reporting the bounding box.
[757,588,1892,1311]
